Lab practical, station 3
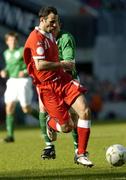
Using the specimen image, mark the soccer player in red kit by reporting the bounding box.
[24,6,93,167]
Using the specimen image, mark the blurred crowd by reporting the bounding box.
[79,73,126,103]
[80,0,126,10]
[79,73,126,118]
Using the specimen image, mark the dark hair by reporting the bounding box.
[58,17,63,28]
[38,6,58,18]
[5,32,18,41]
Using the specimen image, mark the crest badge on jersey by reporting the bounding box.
[36,46,44,55]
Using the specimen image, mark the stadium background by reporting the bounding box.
[0,0,126,124]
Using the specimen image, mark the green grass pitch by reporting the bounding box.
[0,120,126,179]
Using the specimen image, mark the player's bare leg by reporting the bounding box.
[70,108,78,152]
[72,94,94,167]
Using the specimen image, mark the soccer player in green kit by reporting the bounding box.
[39,19,79,159]
[0,32,39,142]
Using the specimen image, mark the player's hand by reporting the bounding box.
[18,71,25,77]
[61,61,75,71]
[0,70,7,78]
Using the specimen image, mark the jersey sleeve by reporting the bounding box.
[62,34,76,61]
[30,33,46,61]
[3,51,9,72]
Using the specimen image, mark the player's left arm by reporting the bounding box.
[61,33,76,61]
[61,34,76,73]
[18,69,28,77]
[61,34,79,80]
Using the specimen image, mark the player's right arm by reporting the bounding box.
[34,58,74,71]
[25,31,74,72]
[0,51,8,78]
[0,70,7,78]
[30,32,74,71]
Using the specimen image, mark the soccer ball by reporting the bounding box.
[106,144,126,167]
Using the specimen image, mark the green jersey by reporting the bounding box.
[3,47,27,78]
[56,30,78,79]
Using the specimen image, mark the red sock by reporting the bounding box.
[77,127,90,155]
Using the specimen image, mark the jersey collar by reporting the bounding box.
[35,26,54,42]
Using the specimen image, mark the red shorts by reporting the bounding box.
[38,75,87,125]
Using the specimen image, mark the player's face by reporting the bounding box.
[6,36,17,50]
[53,20,61,37]
[42,13,58,33]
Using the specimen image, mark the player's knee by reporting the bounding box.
[22,105,31,114]
[6,104,15,114]
[79,106,91,119]
[83,107,91,119]
[61,124,73,133]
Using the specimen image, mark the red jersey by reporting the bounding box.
[24,29,87,125]
[24,27,63,83]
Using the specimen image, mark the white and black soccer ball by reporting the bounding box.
[106,144,126,167]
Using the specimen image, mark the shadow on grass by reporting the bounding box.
[0,168,126,180]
